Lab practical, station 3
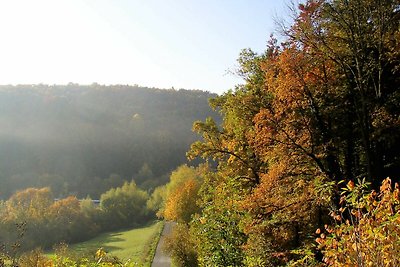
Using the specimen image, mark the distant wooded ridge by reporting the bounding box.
[0,84,220,198]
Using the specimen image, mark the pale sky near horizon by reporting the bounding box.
[0,0,289,95]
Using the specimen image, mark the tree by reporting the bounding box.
[146,185,167,217]
[185,48,275,264]
[161,165,204,223]
[191,172,247,267]
[48,196,93,243]
[164,177,201,223]
[164,224,198,267]
[5,187,53,221]
[187,0,400,264]
[1,188,53,250]
[286,0,400,187]
[100,181,149,229]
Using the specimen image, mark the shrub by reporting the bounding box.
[100,181,149,230]
[317,178,400,266]
[163,223,198,267]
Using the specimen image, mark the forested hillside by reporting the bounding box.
[0,84,219,198]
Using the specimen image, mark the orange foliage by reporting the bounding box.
[319,178,400,266]
[5,187,53,220]
[48,196,81,222]
[164,178,200,223]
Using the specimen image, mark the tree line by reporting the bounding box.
[0,181,152,254]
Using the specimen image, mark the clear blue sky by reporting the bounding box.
[0,0,289,94]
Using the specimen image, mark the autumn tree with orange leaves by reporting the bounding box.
[184,0,400,266]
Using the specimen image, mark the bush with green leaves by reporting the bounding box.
[163,223,198,267]
[100,181,150,230]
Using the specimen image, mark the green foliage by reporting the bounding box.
[164,223,198,267]
[146,185,167,216]
[190,172,247,267]
[0,183,152,253]
[100,181,150,230]
[191,207,246,267]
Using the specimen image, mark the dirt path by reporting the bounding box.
[151,221,173,267]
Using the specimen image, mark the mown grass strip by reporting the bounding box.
[47,221,163,266]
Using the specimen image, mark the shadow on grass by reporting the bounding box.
[71,232,126,255]
[50,220,163,263]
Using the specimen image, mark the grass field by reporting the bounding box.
[50,221,164,265]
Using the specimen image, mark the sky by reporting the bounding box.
[0,0,289,95]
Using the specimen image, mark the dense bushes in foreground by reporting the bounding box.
[160,169,400,266]
[317,178,400,266]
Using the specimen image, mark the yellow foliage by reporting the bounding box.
[319,178,400,266]
[164,178,200,223]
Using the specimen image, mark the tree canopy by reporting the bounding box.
[170,0,400,266]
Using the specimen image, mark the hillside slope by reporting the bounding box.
[0,84,219,198]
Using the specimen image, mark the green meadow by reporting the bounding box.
[49,221,163,265]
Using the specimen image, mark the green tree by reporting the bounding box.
[191,172,247,267]
[186,45,272,266]
[100,181,149,229]
[146,185,167,217]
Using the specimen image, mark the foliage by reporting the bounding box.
[285,0,400,186]
[146,185,167,216]
[0,244,138,266]
[185,46,271,266]
[0,0,398,265]
[48,196,96,243]
[0,182,152,253]
[185,0,400,265]
[100,181,149,230]
[163,223,198,267]
[1,245,120,266]
[156,164,205,223]
[163,178,201,223]
[317,178,400,266]
[0,189,95,250]
[151,165,204,266]
[191,172,247,267]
